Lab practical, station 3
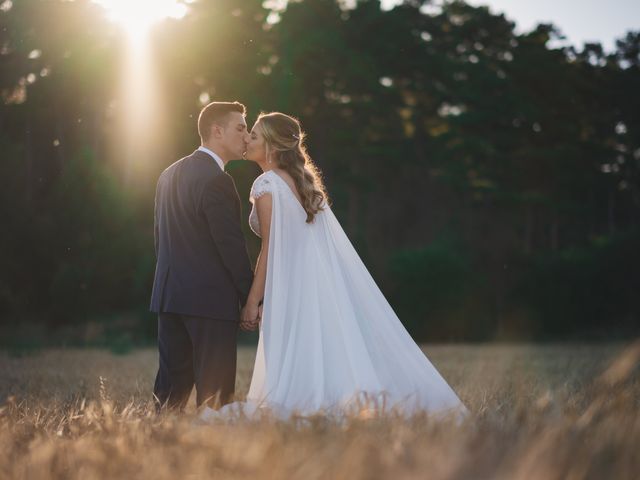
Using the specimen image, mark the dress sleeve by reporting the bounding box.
[250,175,274,204]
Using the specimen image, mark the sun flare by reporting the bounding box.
[93,0,188,42]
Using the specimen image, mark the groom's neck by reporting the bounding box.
[201,142,228,165]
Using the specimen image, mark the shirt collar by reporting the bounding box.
[197,146,225,171]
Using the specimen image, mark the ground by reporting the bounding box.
[1,342,638,479]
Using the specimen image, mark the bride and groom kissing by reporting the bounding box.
[150,100,468,421]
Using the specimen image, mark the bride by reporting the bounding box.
[201,112,469,421]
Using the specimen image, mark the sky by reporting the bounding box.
[380,0,640,52]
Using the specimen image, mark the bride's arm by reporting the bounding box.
[242,193,272,325]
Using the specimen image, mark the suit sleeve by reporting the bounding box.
[201,173,254,306]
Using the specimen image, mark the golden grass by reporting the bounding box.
[1,342,639,479]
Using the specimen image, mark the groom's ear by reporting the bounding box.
[210,123,224,139]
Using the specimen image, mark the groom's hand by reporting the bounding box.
[239,308,252,331]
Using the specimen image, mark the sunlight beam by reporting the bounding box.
[92,0,188,183]
[93,0,188,41]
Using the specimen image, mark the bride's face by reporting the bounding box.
[244,122,268,163]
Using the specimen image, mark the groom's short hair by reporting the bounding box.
[198,101,246,142]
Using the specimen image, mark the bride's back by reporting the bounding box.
[270,168,303,206]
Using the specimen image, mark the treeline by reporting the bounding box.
[1,0,638,342]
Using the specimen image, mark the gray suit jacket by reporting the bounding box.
[150,149,254,320]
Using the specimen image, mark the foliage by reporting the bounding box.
[0,0,639,340]
[389,235,480,339]
[516,229,640,338]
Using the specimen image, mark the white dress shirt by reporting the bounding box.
[197,146,225,171]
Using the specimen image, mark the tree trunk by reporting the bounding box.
[347,182,359,238]
[523,202,533,254]
[588,189,596,239]
[25,114,33,206]
[550,209,559,251]
[608,190,616,235]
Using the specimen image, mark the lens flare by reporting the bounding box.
[93,0,187,43]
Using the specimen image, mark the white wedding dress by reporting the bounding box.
[200,170,469,422]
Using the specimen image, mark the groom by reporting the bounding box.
[150,101,257,412]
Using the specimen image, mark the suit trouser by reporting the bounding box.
[153,312,238,411]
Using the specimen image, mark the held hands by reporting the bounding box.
[240,302,261,331]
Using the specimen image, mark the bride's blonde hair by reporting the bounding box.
[257,112,328,223]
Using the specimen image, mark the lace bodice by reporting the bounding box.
[249,170,312,237]
[248,172,276,237]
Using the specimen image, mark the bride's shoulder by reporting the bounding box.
[250,171,277,202]
[251,171,277,189]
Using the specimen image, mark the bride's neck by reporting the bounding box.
[259,161,276,173]
[258,152,280,172]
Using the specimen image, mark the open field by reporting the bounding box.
[1,342,639,479]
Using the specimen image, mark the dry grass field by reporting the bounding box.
[1,341,639,479]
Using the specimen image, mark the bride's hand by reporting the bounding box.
[241,303,260,330]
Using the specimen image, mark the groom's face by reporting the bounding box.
[217,112,249,160]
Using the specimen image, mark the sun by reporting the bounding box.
[93,0,188,43]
